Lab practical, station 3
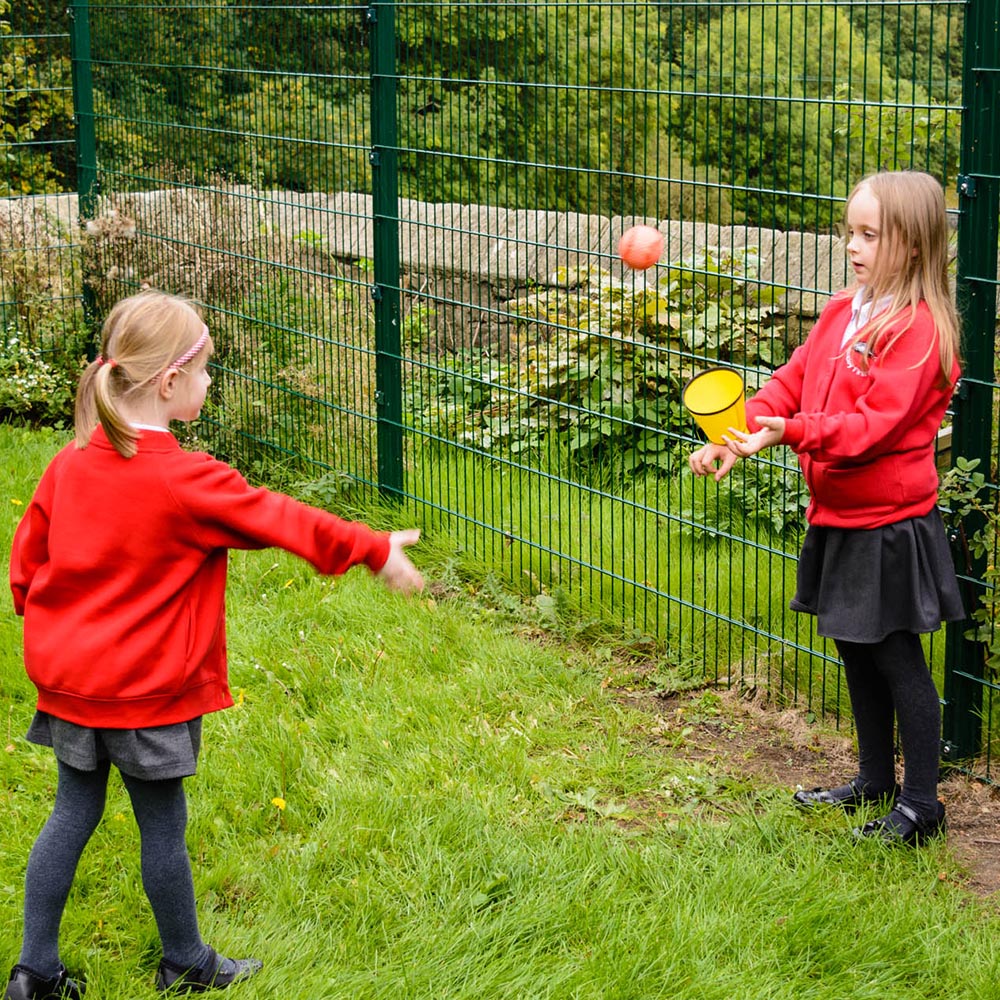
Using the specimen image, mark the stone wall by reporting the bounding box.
[266,191,852,315]
[4,188,855,350]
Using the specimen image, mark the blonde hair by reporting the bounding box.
[844,170,961,386]
[75,290,208,458]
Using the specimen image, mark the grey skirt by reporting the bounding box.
[790,508,965,643]
[26,712,203,780]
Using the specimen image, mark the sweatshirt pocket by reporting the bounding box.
[813,461,905,512]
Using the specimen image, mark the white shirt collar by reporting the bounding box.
[842,289,892,346]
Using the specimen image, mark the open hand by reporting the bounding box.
[723,415,785,458]
[377,528,425,594]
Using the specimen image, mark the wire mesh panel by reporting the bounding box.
[78,0,380,483]
[10,0,997,770]
[941,0,1000,778]
[0,0,84,383]
[390,0,967,723]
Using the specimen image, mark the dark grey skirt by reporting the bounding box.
[26,712,203,780]
[790,508,965,643]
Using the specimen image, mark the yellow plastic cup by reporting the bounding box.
[682,368,747,444]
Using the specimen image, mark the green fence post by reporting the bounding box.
[68,0,98,333]
[942,0,1000,764]
[368,0,404,499]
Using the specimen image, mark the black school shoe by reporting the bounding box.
[3,964,83,1000]
[792,778,900,813]
[155,948,262,994]
[853,800,947,847]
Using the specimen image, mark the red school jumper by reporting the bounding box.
[10,427,391,729]
[745,294,960,530]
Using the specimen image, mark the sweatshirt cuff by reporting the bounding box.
[781,417,805,448]
[364,533,392,573]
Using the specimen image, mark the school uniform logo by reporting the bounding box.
[845,341,877,376]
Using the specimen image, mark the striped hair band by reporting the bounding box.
[151,326,210,382]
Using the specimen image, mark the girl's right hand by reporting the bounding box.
[377,528,425,594]
[689,442,739,482]
[724,415,785,459]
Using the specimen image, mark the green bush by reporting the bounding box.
[0,333,77,425]
[409,246,786,488]
[939,457,1000,672]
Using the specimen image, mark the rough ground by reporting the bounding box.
[616,681,1000,895]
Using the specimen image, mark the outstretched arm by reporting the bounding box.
[377,528,425,593]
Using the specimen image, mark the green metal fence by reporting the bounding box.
[0,1,83,356]
[943,0,1000,773]
[3,1,998,778]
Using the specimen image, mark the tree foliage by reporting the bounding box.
[0,0,74,195]
[3,0,966,230]
[671,1,961,230]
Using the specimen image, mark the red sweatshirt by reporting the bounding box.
[745,293,959,529]
[10,427,391,728]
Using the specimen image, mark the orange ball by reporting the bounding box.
[617,224,664,270]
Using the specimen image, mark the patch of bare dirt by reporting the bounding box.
[617,682,1000,895]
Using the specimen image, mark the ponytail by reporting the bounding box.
[75,360,140,457]
[73,360,100,448]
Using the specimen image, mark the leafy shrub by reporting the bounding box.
[0,0,75,196]
[681,446,810,545]
[0,334,77,425]
[408,247,787,487]
[940,456,1000,671]
[0,194,89,429]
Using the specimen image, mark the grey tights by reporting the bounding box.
[18,759,210,977]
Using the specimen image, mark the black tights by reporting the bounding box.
[19,759,207,977]
[836,630,942,818]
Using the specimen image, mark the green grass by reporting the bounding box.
[2,423,1000,999]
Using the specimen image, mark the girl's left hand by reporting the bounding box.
[689,441,739,481]
[378,528,425,594]
[725,415,785,457]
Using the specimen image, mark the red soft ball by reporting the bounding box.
[617,224,664,270]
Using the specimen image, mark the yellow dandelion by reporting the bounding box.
[271,797,286,811]
[11,498,23,506]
